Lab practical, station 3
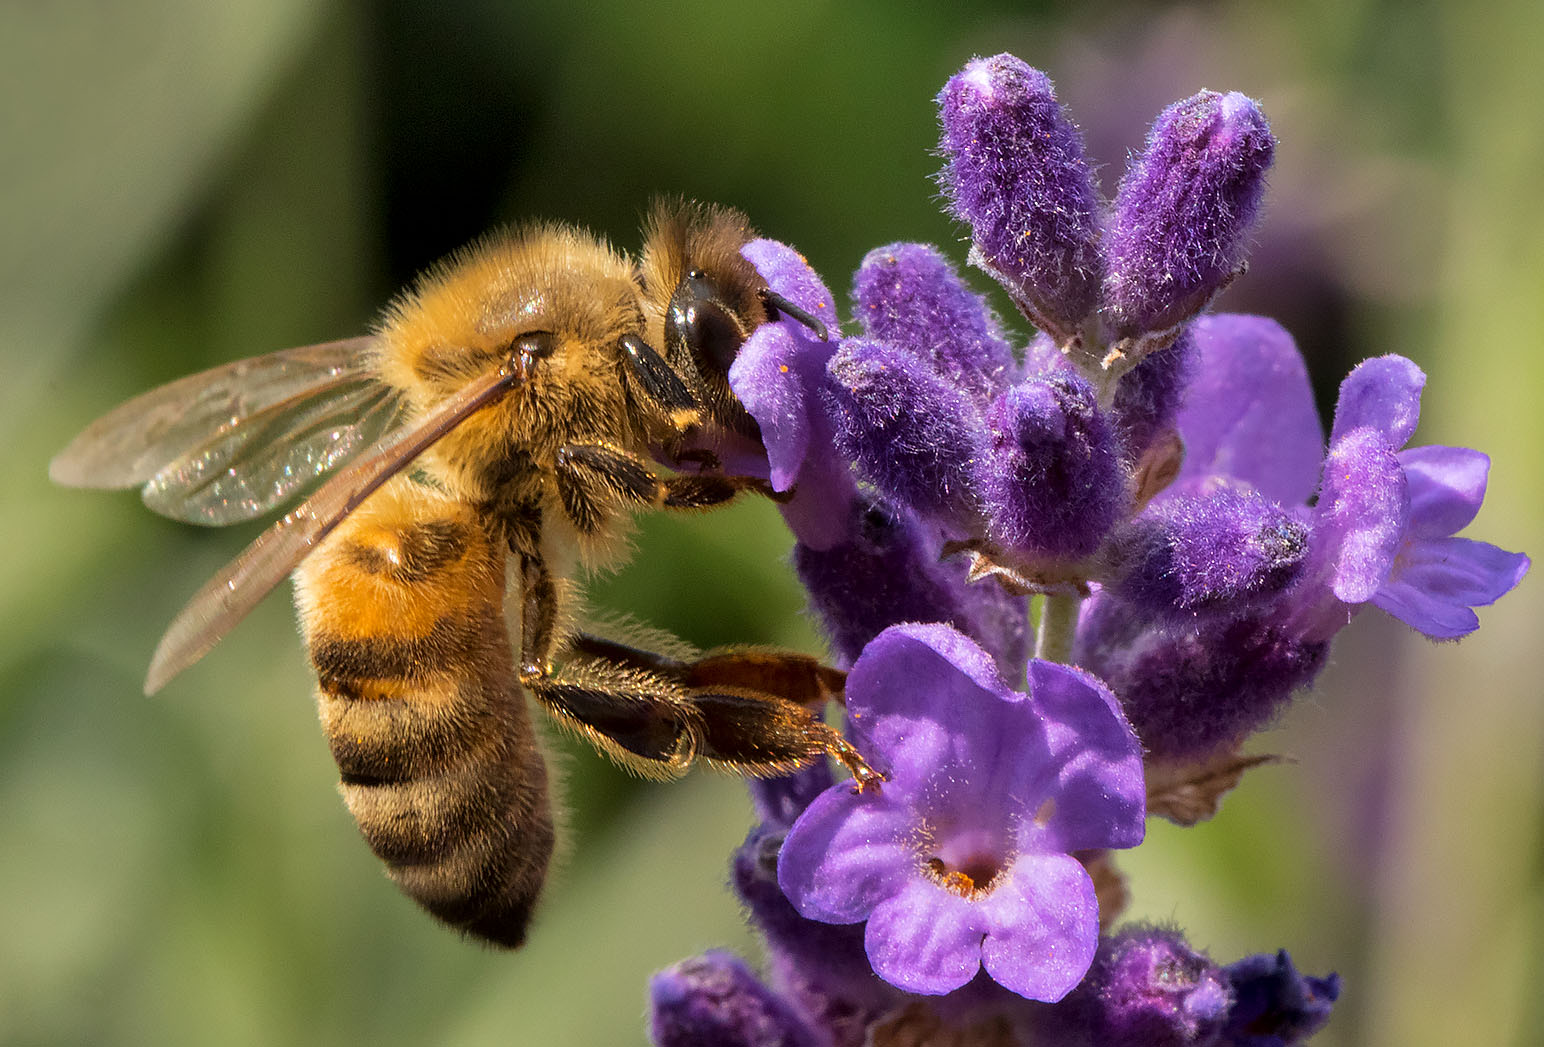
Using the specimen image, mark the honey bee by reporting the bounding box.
[52,200,878,948]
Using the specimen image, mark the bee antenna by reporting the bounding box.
[759,288,829,341]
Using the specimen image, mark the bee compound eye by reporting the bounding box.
[513,331,557,368]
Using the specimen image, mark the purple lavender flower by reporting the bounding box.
[793,497,1029,676]
[732,238,860,549]
[937,54,1104,338]
[1104,91,1276,338]
[1111,480,1310,619]
[1078,597,1329,760]
[974,372,1126,560]
[852,241,1017,401]
[1054,925,1233,1047]
[1292,354,1530,640]
[1174,315,1323,505]
[732,824,901,1047]
[826,338,984,528]
[777,623,1145,1001]
[1111,327,1197,462]
[1220,950,1340,1047]
[649,950,824,1047]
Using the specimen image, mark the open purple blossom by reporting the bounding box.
[777,623,1145,1001]
[1290,355,1531,640]
[732,238,860,550]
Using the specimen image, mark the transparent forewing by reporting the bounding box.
[51,336,377,490]
[140,378,404,525]
[143,361,520,695]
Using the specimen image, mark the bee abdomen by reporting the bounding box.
[294,480,554,948]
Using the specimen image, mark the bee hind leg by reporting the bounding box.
[564,634,882,789]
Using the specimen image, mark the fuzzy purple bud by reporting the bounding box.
[937,54,1104,335]
[732,826,900,1047]
[1112,331,1196,462]
[1221,950,1340,1046]
[1056,926,1232,1047]
[852,242,1018,401]
[1105,91,1276,337]
[649,950,824,1047]
[1113,481,1309,619]
[793,498,1028,676]
[1078,599,1328,760]
[975,373,1125,560]
[827,338,984,524]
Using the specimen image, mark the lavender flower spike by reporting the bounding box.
[1105,90,1276,338]
[778,623,1145,1001]
[938,54,1104,338]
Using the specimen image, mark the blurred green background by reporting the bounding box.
[3,1,1541,1044]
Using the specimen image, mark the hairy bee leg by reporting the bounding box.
[564,634,880,788]
[514,546,704,775]
[687,689,882,790]
[567,634,846,705]
[618,333,701,426]
[554,442,782,522]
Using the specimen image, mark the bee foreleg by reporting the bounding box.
[618,333,702,432]
[554,443,784,525]
[659,473,785,508]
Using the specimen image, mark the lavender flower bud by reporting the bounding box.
[937,54,1104,335]
[827,337,984,524]
[1221,950,1340,1046]
[794,498,1028,675]
[853,241,1017,401]
[975,373,1125,560]
[731,826,898,1047]
[1113,482,1309,619]
[1113,330,1196,462]
[1078,600,1328,760]
[1057,925,1232,1047]
[1105,91,1276,337]
[649,950,823,1047]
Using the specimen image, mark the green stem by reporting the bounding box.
[1035,592,1082,665]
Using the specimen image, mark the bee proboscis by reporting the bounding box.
[53,200,878,948]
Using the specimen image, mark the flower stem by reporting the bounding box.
[1035,592,1082,664]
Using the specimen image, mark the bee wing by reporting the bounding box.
[139,377,405,525]
[51,336,389,523]
[143,361,520,695]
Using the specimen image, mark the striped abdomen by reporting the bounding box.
[293,478,552,948]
